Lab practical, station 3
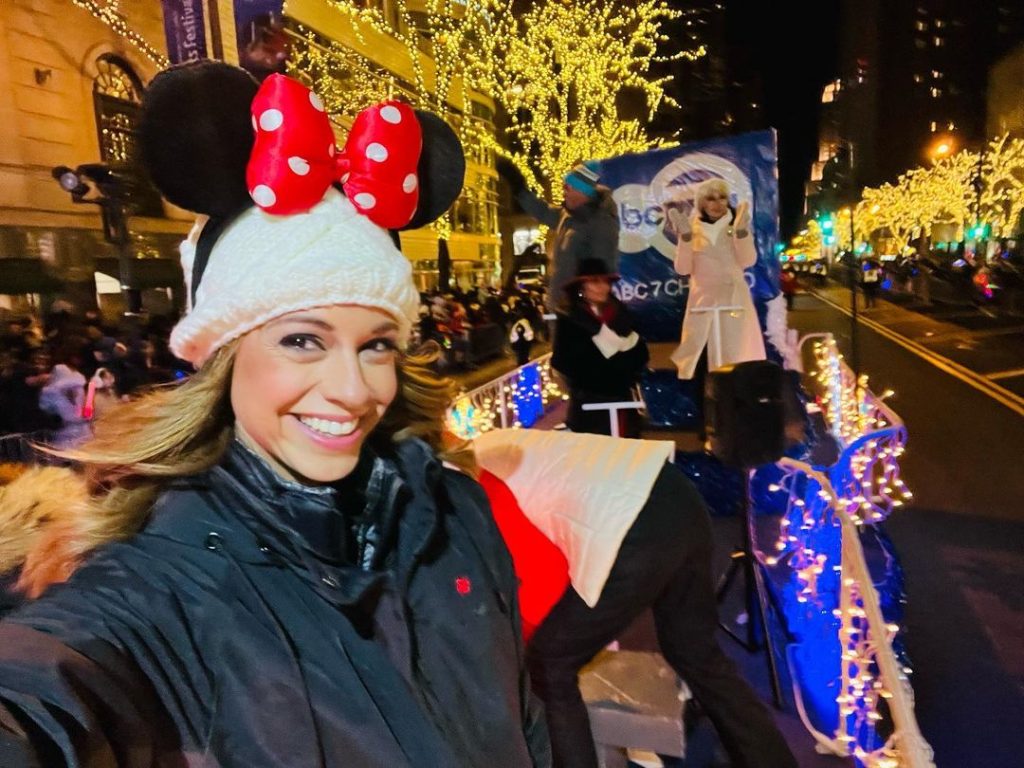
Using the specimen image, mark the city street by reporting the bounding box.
[788,290,1024,767]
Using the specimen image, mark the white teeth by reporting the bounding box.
[298,416,357,437]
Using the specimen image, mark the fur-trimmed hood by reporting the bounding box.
[0,464,92,598]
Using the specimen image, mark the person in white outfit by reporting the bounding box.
[667,178,766,434]
[669,178,766,378]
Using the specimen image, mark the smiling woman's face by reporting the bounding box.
[700,191,729,222]
[231,305,401,484]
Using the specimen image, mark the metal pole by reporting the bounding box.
[850,246,860,389]
[108,200,141,316]
[974,147,986,259]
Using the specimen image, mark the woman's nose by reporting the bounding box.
[320,350,373,412]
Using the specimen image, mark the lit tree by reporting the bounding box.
[789,220,823,257]
[72,0,169,67]
[474,0,703,199]
[289,1,503,241]
[981,134,1024,238]
[287,25,399,124]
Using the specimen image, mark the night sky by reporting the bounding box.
[727,1,841,237]
[667,1,843,239]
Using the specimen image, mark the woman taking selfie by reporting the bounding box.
[0,62,548,768]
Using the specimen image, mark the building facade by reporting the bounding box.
[988,43,1024,139]
[818,0,1024,193]
[0,0,192,318]
[0,0,502,321]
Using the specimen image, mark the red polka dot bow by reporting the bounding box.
[245,74,423,228]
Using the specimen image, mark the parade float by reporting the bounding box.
[448,132,934,768]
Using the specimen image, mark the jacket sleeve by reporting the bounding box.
[587,212,621,273]
[515,187,561,229]
[443,471,553,768]
[674,236,694,276]
[0,621,158,767]
[733,230,757,269]
[550,315,582,384]
[504,552,553,768]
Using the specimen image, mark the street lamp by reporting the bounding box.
[51,163,141,315]
[928,135,956,162]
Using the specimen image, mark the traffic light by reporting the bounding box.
[970,222,991,240]
[824,235,836,246]
[820,216,835,233]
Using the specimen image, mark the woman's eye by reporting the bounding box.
[360,337,399,360]
[280,334,324,351]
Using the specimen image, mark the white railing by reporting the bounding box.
[763,333,933,768]
[446,353,566,438]
[772,459,934,768]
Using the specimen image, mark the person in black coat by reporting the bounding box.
[551,259,649,438]
[0,62,549,768]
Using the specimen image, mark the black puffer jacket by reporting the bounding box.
[0,438,549,767]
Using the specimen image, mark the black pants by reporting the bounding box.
[527,464,796,768]
[862,283,879,307]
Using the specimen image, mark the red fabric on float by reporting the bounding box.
[478,470,570,643]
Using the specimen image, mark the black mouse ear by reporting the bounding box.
[139,60,259,218]
[398,110,466,231]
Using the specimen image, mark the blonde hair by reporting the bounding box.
[696,178,729,206]
[5,338,473,596]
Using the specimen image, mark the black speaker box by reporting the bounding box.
[705,360,786,468]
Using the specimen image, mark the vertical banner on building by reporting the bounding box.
[233,0,288,78]
[162,0,207,64]
[594,130,781,342]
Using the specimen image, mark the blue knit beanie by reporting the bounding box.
[563,161,601,196]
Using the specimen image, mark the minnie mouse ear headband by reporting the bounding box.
[139,60,465,366]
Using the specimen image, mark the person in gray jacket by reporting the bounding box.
[497,159,620,311]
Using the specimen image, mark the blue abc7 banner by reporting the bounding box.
[592,130,781,343]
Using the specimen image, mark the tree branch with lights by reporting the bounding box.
[800,134,1024,254]
[472,0,703,200]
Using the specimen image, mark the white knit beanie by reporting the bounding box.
[170,188,420,366]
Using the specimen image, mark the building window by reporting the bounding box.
[913,73,924,83]
[930,121,937,132]
[915,20,927,31]
[934,18,946,28]
[947,121,956,131]
[930,87,942,98]
[93,55,164,217]
[933,36,944,46]
[915,38,926,49]
[931,70,943,79]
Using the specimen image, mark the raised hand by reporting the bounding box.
[733,201,751,234]
[666,207,692,238]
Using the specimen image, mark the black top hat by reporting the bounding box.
[564,257,620,290]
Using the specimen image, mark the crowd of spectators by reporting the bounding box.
[415,285,549,371]
[0,284,551,455]
[1,303,185,454]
